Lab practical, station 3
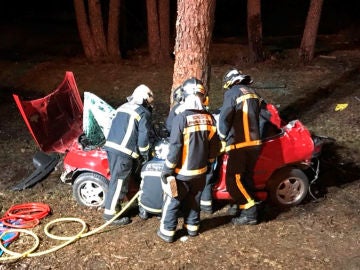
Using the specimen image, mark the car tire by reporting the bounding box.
[73,172,109,207]
[266,167,309,208]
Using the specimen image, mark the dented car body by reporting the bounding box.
[13,72,328,208]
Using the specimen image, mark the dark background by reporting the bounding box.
[0,0,359,60]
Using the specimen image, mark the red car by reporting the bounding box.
[13,72,328,209]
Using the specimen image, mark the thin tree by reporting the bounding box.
[172,0,216,101]
[299,0,324,63]
[146,0,171,64]
[73,0,122,61]
[247,0,264,62]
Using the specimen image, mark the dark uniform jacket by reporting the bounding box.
[218,85,262,151]
[164,109,220,181]
[104,102,151,159]
[138,159,164,214]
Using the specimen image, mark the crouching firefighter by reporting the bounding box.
[103,84,154,225]
[138,160,164,219]
[157,78,221,243]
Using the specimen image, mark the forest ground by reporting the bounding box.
[0,34,359,269]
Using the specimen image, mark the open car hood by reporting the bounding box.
[13,71,83,153]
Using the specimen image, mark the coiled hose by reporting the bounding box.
[0,191,139,261]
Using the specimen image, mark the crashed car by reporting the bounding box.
[13,71,330,209]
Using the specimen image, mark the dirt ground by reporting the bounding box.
[0,39,359,269]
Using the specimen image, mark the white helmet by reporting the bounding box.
[127,84,154,105]
[182,77,206,97]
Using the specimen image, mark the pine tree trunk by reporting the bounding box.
[247,0,264,63]
[299,0,324,63]
[158,0,170,62]
[107,0,121,59]
[172,0,216,94]
[146,0,170,64]
[73,0,98,60]
[146,0,160,64]
[88,0,108,57]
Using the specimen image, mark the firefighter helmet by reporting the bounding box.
[222,68,253,89]
[128,84,154,105]
[182,77,206,97]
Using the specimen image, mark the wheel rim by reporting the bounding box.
[78,180,105,206]
[276,176,306,205]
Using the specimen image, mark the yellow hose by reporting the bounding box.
[0,191,140,262]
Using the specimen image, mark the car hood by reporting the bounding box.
[13,71,83,153]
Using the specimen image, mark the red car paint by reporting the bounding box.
[13,72,322,207]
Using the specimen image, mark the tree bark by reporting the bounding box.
[146,0,170,64]
[74,0,123,62]
[247,0,264,63]
[73,0,98,60]
[172,0,216,96]
[88,0,108,57]
[146,0,160,63]
[107,0,121,59]
[299,0,324,63]
[158,0,170,62]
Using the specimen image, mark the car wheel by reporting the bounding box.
[73,172,109,207]
[267,168,309,208]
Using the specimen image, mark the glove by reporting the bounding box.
[140,152,149,166]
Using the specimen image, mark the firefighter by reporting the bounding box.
[157,78,221,243]
[103,84,154,225]
[165,82,215,214]
[218,68,262,225]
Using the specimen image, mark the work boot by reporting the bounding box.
[157,229,174,243]
[231,205,257,225]
[103,214,131,226]
[227,203,240,216]
[138,205,149,220]
[183,224,199,237]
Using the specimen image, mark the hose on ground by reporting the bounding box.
[0,191,140,261]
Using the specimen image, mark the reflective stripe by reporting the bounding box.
[141,171,162,178]
[139,144,150,152]
[240,200,256,210]
[175,166,207,176]
[235,174,256,209]
[183,124,213,134]
[184,223,199,232]
[225,140,261,152]
[116,105,141,153]
[117,106,141,121]
[243,100,250,142]
[165,159,177,169]
[200,200,212,206]
[104,141,139,158]
[218,130,227,139]
[160,195,176,236]
[182,132,190,170]
[159,225,175,237]
[235,93,259,104]
[104,178,124,215]
[138,202,162,214]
